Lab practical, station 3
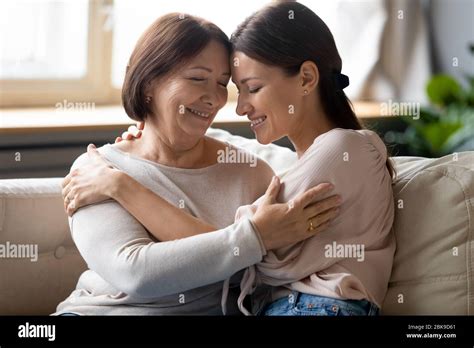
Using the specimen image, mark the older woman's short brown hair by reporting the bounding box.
[122,13,231,121]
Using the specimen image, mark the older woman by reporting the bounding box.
[54,12,340,316]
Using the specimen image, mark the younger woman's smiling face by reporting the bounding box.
[147,40,230,144]
[231,51,303,145]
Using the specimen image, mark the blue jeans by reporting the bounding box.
[262,291,380,316]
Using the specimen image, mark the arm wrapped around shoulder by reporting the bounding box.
[66,151,267,299]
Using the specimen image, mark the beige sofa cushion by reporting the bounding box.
[382,152,474,314]
[0,178,86,315]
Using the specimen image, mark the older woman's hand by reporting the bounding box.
[62,144,122,216]
[252,177,341,251]
[115,122,144,143]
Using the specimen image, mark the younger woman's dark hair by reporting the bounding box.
[230,2,395,180]
[122,13,231,122]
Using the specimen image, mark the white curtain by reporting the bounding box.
[361,0,431,103]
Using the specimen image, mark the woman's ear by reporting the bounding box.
[144,82,153,102]
[299,61,319,95]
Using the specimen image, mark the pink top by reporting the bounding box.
[234,128,396,314]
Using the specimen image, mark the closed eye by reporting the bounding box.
[249,87,262,94]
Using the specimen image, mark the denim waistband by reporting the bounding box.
[264,291,380,316]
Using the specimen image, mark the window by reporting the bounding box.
[0,0,273,107]
[0,0,89,79]
[0,0,389,107]
[0,0,113,107]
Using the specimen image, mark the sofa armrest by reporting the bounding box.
[0,178,87,315]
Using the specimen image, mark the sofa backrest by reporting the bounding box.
[382,153,473,314]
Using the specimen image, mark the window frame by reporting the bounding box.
[0,0,118,107]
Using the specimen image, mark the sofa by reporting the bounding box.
[0,127,473,315]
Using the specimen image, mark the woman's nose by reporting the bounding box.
[200,84,221,108]
[236,96,252,116]
[201,94,215,108]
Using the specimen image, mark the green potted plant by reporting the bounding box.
[388,47,474,157]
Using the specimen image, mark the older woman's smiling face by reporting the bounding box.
[147,40,230,143]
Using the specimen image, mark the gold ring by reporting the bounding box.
[308,218,315,231]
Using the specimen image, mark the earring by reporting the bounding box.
[145,96,152,104]
[304,90,308,95]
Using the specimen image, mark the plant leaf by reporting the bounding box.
[419,122,464,154]
[426,75,462,106]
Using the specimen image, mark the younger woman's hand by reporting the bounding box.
[62,144,122,216]
[252,177,341,251]
[115,122,144,143]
